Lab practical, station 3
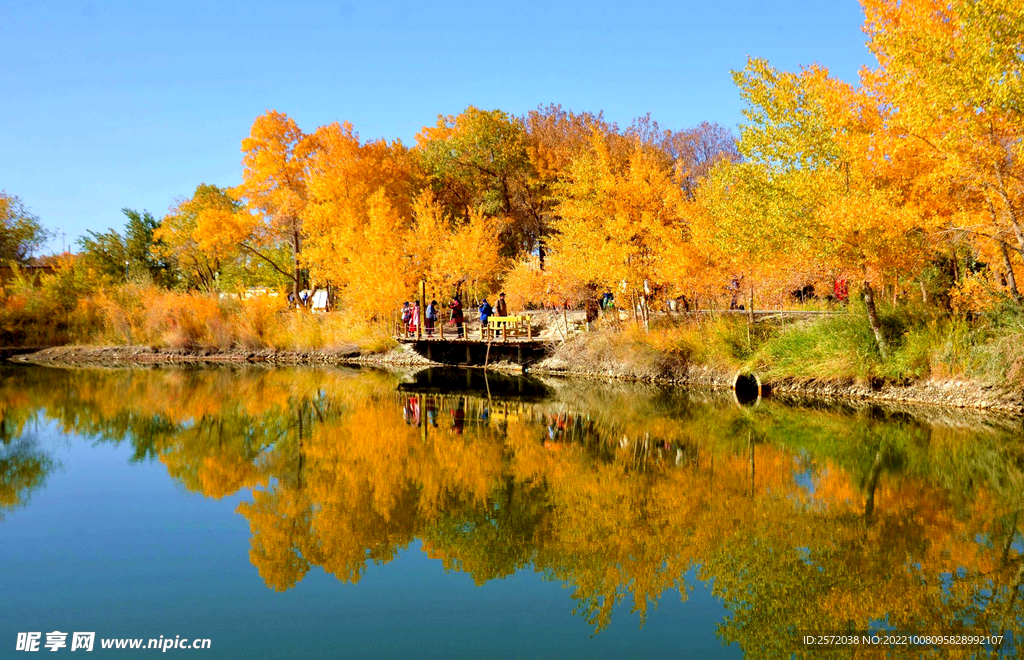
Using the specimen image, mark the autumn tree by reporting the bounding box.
[663,121,741,200]
[326,189,413,321]
[213,110,313,301]
[549,133,692,324]
[156,184,240,291]
[301,120,422,309]
[416,107,538,259]
[405,191,504,303]
[523,105,615,267]
[723,57,937,357]
[863,0,1024,305]
[694,160,813,311]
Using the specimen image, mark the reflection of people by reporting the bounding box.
[409,397,421,426]
[426,397,438,428]
[546,413,563,441]
[451,399,465,435]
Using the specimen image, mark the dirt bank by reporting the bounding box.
[530,354,1024,415]
[5,344,433,367]
[5,344,1022,415]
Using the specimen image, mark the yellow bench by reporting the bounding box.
[481,315,532,341]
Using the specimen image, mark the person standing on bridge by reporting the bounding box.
[479,297,493,330]
[495,293,509,338]
[401,302,411,336]
[425,300,438,336]
[448,296,464,338]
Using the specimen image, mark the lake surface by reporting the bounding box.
[0,364,1021,658]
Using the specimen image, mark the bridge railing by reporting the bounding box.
[480,315,532,341]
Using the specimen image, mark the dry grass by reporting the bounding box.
[544,315,753,380]
[544,302,1024,391]
[0,273,395,354]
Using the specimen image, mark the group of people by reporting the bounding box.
[401,292,508,338]
[403,396,487,435]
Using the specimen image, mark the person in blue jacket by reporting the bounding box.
[479,298,493,328]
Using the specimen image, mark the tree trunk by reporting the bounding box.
[1000,240,1022,303]
[292,228,302,303]
[994,169,1024,256]
[748,430,755,499]
[863,280,889,360]
[864,448,884,522]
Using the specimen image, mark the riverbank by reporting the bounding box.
[531,358,1024,414]
[5,340,1023,415]
[529,327,1024,414]
[6,344,432,367]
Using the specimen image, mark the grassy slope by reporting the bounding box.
[545,302,1024,392]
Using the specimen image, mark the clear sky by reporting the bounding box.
[1,0,872,253]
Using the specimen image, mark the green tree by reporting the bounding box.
[0,437,55,519]
[416,106,538,259]
[0,192,49,264]
[78,208,171,285]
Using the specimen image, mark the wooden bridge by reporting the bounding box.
[395,306,843,367]
[396,314,551,366]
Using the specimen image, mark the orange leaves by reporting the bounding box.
[300,121,424,314]
[430,207,505,296]
[238,110,309,228]
[193,207,255,259]
[333,189,411,320]
[551,135,691,297]
[860,0,1024,278]
[718,52,942,303]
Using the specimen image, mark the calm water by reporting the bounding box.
[0,364,1022,658]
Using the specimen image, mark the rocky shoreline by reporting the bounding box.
[528,358,1024,416]
[5,344,433,367]
[4,344,1022,416]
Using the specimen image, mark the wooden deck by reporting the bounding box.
[396,334,542,344]
[396,314,536,344]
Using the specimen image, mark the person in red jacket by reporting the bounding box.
[834,278,849,303]
[448,297,464,338]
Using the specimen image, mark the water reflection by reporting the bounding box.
[0,364,1021,657]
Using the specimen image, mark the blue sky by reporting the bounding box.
[1,0,872,254]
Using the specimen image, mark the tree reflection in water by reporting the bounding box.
[0,364,1021,657]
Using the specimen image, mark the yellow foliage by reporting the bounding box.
[949,271,1002,316]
